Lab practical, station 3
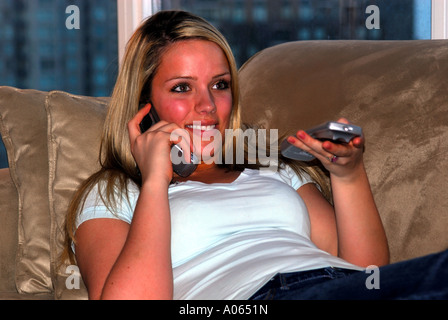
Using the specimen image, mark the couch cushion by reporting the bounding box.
[46,91,108,299]
[239,40,448,262]
[0,169,18,293]
[0,86,53,294]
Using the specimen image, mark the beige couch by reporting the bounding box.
[1,40,448,300]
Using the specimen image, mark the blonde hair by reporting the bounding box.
[102,10,241,185]
[62,11,330,265]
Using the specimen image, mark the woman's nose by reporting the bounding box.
[194,90,216,115]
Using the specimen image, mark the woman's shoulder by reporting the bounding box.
[76,178,139,228]
[82,178,139,208]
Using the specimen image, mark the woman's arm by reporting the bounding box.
[329,161,389,267]
[100,180,173,299]
[75,182,173,299]
[75,104,179,299]
[290,118,389,268]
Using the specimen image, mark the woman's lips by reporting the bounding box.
[185,122,220,144]
[185,123,216,132]
[184,122,222,160]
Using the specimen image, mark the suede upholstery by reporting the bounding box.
[239,40,448,263]
[0,40,447,299]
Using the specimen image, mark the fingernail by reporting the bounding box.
[297,131,306,140]
[287,136,295,143]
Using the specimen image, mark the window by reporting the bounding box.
[0,0,439,93]
[0,0,439,169]
[432,0,448,39]
[157,0,432,67]
[0,0,118,97]
[0,0,119,169]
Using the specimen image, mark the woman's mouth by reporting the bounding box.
[184,122,222,160]
[185,123,217,132]
[185,122,220,145]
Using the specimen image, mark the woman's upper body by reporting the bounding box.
[75,165,366,299]
[65,10,389,300]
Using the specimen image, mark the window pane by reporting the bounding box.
[0,0,119,168]
[0,137,7,169]
[162,0,431,67]
[0,0,118,97]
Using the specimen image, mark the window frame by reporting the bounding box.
[116,0,158,62]
[117,0,447,62]
[432,0,448,39]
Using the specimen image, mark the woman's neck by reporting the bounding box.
[173,163,241,184]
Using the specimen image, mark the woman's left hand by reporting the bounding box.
[287,118,365,180]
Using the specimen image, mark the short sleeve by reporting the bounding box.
[71,181,138,253]
[278,164,315,190]
[75,181,139,230]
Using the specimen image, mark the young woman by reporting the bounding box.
[64,10,447,300]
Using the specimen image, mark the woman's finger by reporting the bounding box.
[128,103,152,147]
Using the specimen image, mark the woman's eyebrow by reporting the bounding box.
[165,72,230,83]
[165,76,196,83]
[213,72,231,78]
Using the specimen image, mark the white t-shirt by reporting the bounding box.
[75,165,363,299]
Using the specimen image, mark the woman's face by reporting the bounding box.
[150,39,232,159]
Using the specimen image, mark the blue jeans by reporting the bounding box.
[249,249,448,300]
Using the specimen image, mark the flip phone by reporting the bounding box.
[139,105,199,177]
[280,121,363,161]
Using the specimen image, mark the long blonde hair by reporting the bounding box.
[63,11,330,265]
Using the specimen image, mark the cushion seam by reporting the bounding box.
[0,113,23,293]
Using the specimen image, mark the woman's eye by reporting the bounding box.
[171,83,191,93]
[213,80,230,90]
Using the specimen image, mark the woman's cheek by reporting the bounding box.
[160,101,191,125]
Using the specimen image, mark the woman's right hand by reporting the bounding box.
[127,104,190,186]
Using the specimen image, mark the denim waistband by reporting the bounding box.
[249,267,360,300]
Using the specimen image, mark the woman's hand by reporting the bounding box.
[287,118,365,181]
[127,104,191,185]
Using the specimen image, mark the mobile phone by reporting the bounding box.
[280,121,363,161]
[139,105,199,177]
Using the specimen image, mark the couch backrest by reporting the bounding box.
[239,40,448,262]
